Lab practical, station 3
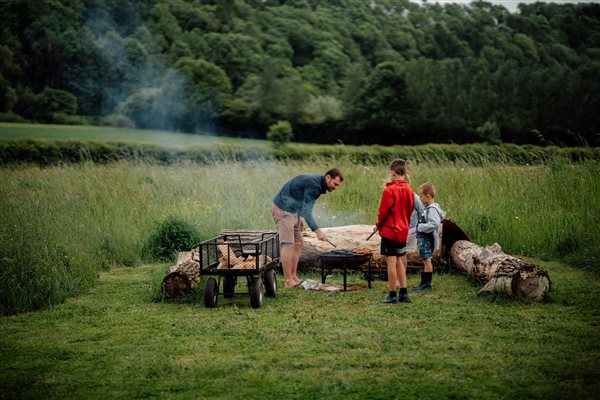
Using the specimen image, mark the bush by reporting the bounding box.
[39,87,78,116]
[476,121,502,145]
[267,120,293,147]
[0,112,28,123]
[100,114,136,128]
[143,216,200,261]
[49,113,90,125]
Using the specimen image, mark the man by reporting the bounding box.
[272,168,344,288]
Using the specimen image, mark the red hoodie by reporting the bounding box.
[376,180,414,243]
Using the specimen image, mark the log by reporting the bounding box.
[162,248,201,298]
[450,240,551,300]
[299,224,444,270]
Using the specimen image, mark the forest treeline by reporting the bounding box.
[1,0,599,146]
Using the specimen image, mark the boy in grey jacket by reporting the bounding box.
[414,182,446,291]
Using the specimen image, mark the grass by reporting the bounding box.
[1,159,599,314]
[1,263,598,399]
[0,122,268,148]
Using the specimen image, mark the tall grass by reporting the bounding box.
[1,157,598,314]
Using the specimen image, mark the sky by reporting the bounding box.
[408,0,600,12]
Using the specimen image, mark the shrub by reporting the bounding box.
[476,121,501,145]
[39,87,78,116]
[143,216,200,261]
[100,113,135,128]
[0,112,28,123]
[267,120,293,147]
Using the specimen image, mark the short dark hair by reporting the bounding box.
[389,158,407,176]
[325,168,344,182]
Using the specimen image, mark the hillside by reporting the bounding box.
[1,0,599,145]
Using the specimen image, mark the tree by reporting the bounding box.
[267,120,293,147]
[345,61,412,143]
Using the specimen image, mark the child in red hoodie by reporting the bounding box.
[373,159,415,304]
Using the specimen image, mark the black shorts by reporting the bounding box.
[380,236,407,256]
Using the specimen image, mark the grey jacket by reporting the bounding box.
[410,193,424,228]
[416,203,446,252]
[272,174,327,231]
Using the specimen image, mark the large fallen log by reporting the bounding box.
[450,240,551,300]
[299,223,452,269]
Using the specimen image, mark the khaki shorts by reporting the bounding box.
[272,203,304,245]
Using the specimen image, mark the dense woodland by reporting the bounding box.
[1,0,599,146]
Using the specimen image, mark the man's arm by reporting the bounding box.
[299,185,321,232]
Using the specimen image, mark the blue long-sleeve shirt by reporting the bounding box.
[273,174,327,231]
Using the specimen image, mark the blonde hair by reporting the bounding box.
[418,182,436,198]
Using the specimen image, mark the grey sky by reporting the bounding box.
[409,0,600,12]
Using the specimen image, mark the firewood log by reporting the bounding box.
[162,248,200,298]
[450,240,551,301]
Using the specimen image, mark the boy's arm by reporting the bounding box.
[375,190,392,231]
[416,207,442,233]
[410,193,424,228]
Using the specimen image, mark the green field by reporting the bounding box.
[1,125,599,398]
[0,122,267,148]
[1,263,598,399]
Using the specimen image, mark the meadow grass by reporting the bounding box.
[0,262,598,399]
[1,158,599,314]
[0,122,266,148]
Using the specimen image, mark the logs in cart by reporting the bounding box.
[162,230,278,299]
[450,240,551,301]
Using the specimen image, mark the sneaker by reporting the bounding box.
[398,294,412,303]
[382,296,399,304]
[412,283,432,292]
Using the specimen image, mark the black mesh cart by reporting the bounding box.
[198,232,280,308]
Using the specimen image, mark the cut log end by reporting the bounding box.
[162,271,192,299]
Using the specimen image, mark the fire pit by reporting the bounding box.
[318,249,373,291]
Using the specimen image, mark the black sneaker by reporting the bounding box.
[382,296,399,304]
[412,283,432,292]
[398,293,412,303]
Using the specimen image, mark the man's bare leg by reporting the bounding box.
[290,242,303,284]
[280,244,296,288]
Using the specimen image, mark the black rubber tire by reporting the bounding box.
[223,275,236,299]
[263,269,277,298]
[204,278,218,308]
[249,278,264,309]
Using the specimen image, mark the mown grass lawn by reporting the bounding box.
[1,262,598,400]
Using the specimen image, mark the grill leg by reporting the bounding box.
[367,258,372,289]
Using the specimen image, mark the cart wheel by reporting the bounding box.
[223,275,236,299]
[249,278,264,309]
[263,269,277,298]
[204,278,218,308]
